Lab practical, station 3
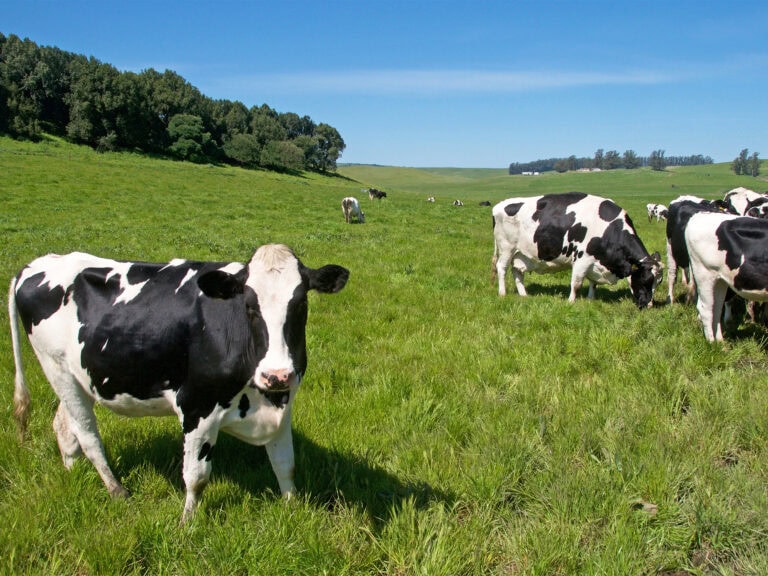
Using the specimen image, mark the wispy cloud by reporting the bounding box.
[221,68,693,96]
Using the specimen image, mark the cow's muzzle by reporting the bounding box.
[259,369,295,392]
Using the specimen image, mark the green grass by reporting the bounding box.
[2,135,768,574]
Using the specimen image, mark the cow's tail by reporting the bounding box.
[8,276,31,439]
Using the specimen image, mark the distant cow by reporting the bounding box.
[427,196,435,203]
[342,197,365,223]
[9,245,349,522]
[367,188,387,200]
[685,213,768,341]
[665,195,733,303]
[479,201,492,206]
[453,200,464,206]
[646,203,668,222]
[492,192,663,307]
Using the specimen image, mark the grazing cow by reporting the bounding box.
[342,196,365,223]
[479,201,492,206]
[9,245,349,522]
[646,203,668,222]
[724,187,763,215]
[492,192,663,307]
[665,195,733,303]
[427,196,435,203]
[367,188,387,200]
[453,200,464,206]
[685,213,768,341]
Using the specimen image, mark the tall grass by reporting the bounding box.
[2,136,768,574]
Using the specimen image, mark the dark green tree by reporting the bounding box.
[749,151,760,177]
[649,149,666,171]
[623,149,640,169]
[167,113,210,162]
[603,150,622,170]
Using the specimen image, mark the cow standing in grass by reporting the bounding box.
[9,245,349,522]
[492,192,663,307]
[685,213,768,341]
[342,197,365,223]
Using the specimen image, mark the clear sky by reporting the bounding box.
[4,0,767,167]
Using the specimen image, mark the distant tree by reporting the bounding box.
[732,148,750,175]
[167,113,210,163]
[623,149,640,169]
[593,148,604,169]
[603,150,622,170]
[310,123,345,172]
[649,149,666,171]
[567,155,578,171]
[260,140,305,171]
[749,151,760,177]
[554,159,568,173]
[222,133,261,166]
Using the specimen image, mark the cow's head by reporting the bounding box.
[197,244,349,395]
[629,251,663,309]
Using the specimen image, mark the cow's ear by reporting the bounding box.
[307,265,349,294]
[198,270,245,299]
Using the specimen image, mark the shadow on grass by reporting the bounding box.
[113,427,453,529]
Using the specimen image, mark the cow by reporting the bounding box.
[723,187,763,215]
[453,200,464,206]
[342,196,365,223]
[367,188,387,200]
[426,197,435,203]
[491,192,663,308]
[646,203,668,222]
[685,213,768,341]
[9,245,349,522]
[745,196,768,219]
[665,195,733,303]
[479,201,492,207]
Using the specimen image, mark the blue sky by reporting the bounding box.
[4,0,767,167]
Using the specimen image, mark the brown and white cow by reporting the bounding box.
[9,245,349,522]
[492,192,662,307]
[342,197,365,223]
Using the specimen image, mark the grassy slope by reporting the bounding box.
[2,137,768,574]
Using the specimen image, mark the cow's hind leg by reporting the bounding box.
[57,390,129,498]
[53,404,83,469]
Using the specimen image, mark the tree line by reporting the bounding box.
[0,33,345,172]
[509,149,714,175]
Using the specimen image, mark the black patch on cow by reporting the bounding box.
[598,200,622,222]
[504,202,523,217]
[238,393,250,418]
[531,193,587,261]
[667,200,730,269]
[260,389,290,409]
[66,260,260,434]
[198,441,214,462]
[716,218,768,292]
[15,271,69,334]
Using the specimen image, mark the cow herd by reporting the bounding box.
[8,183,768,521]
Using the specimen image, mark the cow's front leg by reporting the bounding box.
[569,270,587,302]
[181,423,220,524]
[265,417,296,499]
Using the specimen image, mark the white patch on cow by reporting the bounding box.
[221,385,294,445]
[161,258,187,270]
[176,268,197,294]
[246,245,303,386]
[98,389,178,417]
[101,339,109,352]
[218,262,245,275]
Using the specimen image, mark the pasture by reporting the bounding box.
[2,135,768,574]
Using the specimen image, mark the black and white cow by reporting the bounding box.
[367,188,387,200]
[453,200,464,206]
[342,196,365,223]
[492,192,663,307]
[685,213,768,341]
[665,195,733,303]
[9,245,349,522]
[723,187,763,216]
[646,203,668,222]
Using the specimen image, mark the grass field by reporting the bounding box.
[2,135,768,574]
